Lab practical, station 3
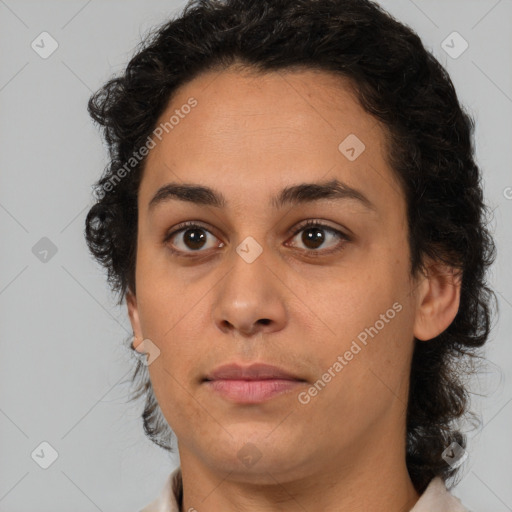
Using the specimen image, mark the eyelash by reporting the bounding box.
[163,219,351,258]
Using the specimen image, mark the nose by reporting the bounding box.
[211,249,288,337]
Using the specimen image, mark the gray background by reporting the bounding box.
[0,0,511,510]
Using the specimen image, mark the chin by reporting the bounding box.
[199,434,314,483]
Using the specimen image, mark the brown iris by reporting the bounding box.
[182,228,207,250]
[302,227,325,249]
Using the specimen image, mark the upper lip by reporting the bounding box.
[204,363,305,381]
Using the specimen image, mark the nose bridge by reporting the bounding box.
[228,239,270,295]
[211,239,287,335]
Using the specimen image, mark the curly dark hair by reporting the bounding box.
[85,0,498,495]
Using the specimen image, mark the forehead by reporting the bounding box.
[139,67,403,217]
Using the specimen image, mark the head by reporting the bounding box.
[85,0,497,494]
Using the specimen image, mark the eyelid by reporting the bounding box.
[287,219,350,239]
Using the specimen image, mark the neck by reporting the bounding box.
[179,430,420,512]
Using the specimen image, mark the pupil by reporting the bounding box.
[185,228,206,250]
[302,228,324,249]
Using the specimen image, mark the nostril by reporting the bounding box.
[222,320,234,330]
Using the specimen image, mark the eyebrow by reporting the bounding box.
[148,178,377,213]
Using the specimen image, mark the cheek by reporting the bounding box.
[312,248,414,372]
[306,299,415,441]
[145,334,201,426]
[309,263,408,339]
[135,259,189,336]
[149,365,204,439]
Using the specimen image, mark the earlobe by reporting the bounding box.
[126,290,145,353]
[413,263,462,341]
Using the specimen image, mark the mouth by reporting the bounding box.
[202,362,307,404]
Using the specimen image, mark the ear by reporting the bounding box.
[126,289,145,354]
[413,261,462,341]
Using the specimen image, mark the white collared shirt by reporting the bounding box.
[139,467,469,512]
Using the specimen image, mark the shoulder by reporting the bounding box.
[410,477,469,512]
[139,467,182,512]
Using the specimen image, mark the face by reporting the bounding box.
[127,67,458,483]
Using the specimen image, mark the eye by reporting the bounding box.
[163,220,350,257]
[286,220,350,255]
[164,221,224,256]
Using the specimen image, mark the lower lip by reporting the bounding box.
[204,379,303,403]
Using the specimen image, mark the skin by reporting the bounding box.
[127,66,461,512]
